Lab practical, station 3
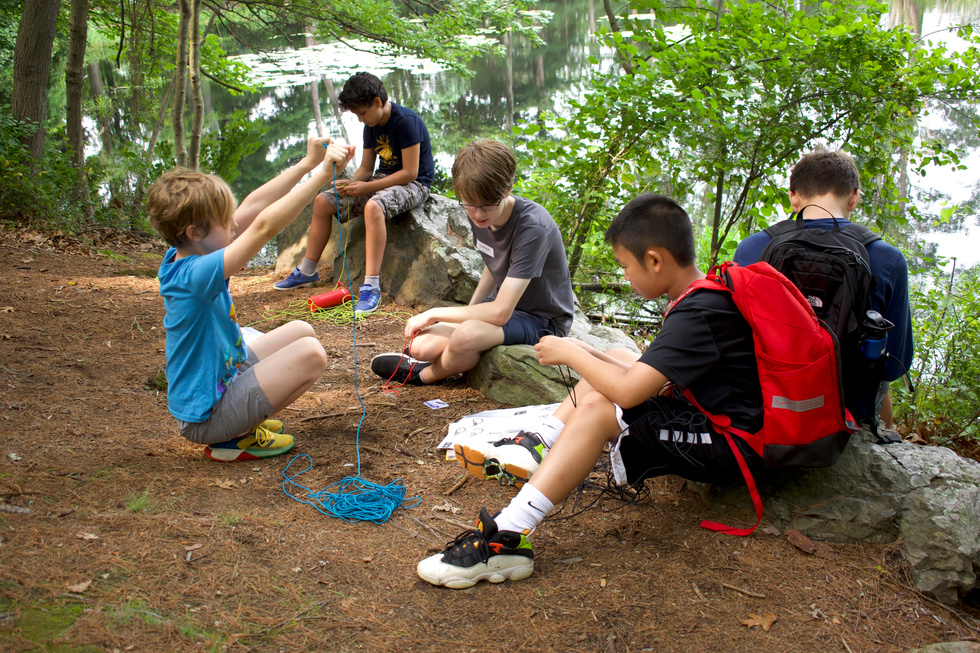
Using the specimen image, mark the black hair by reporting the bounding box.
[605,193,696,267]
[338,72,388,111]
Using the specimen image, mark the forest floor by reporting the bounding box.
[0,225,978,653]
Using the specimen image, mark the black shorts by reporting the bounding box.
[610,396,765,486]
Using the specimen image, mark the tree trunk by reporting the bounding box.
[710,168,724,266]
[174,0,190,168]
[87,62,114,157]
[66,0,90,205]
[188,0,204,170]
[11,0,61,160]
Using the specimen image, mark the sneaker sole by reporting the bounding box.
[454,443,531,488]
[417,555,534,589]
[206,441,295,462]
[354,304,380,315]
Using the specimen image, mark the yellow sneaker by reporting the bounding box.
[206,426,294,462]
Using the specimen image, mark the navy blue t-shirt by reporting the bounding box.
[363,102,434,187]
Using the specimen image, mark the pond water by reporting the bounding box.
[215,0,980,268]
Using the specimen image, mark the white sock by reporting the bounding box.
[298,258,318,276]
[495,483,554,534]
[536,415,565,448]
[364,275,380,290]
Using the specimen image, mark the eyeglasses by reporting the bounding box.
[458,199,502,214]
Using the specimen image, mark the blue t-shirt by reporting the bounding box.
[363,102,434,187]
[158,247,248,422]
[734,218,914,382]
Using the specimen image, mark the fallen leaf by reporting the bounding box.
[362,554,375,563]
[7,453,21,462]
[75,532,98,541]
[785,529,835,559]
[430,500,462,514]
[292,567,302,573]
[21,258,32,264]
[0,307,13,313]
[741,613,777,631]
[761,524,781,536]
[215,479,236,490]
[184,543,203,552]
[67,580,92,593]
[785,529,817,554]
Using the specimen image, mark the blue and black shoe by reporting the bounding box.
[274,267,319,290]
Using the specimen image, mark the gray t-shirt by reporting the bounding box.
[470,196,575,335]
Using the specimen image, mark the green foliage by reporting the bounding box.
[125,487,153,513]
[521,0,980,279]
[895,264,980,447]
[200,110,267,184]
[0,109,90,226]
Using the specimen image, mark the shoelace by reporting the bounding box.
[444,528,491,563]
[253,425,275,447]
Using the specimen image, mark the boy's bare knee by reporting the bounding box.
[313,193,333,216]
[288,320,316,339]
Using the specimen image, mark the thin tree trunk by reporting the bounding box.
[304,25,324,137]
[174,0,190,168]
[188,0,204,170]
[66,0,90,207]
[710,168,724,266]
[11,0,61,160]
[88,62,114,157]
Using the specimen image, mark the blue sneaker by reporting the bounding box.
[274,268,319,290]
[354,284,381,314]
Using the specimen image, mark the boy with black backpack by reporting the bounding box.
[734,148,913,430]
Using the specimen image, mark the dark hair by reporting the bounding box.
[338,72,388,111]
[605,194,695,267]
[789,148,861,199]
[451,140,516,204]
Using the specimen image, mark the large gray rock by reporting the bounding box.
[276,194,482,307]
[467,310,641,406]
[699,432,980,605]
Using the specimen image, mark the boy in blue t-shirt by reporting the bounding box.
[148,139,354,462]
[274,72,435,317]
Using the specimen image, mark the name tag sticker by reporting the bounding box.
[476,239,494,257]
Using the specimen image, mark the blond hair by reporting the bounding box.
[451,140,516,204]
[147,168,237,248]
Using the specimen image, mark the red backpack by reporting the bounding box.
[669,261,857,536]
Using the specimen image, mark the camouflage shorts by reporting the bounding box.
[322,172,430,224]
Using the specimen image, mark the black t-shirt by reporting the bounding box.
[363,102,434,187]
[639,289,763,434]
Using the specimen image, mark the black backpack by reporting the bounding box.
[759,212,890,426]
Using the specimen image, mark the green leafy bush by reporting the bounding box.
[894,264,980,450]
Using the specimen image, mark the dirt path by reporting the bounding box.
[0,226,976,652]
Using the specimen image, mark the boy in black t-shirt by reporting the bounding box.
[417,194,766,589]
[274,72,434,316]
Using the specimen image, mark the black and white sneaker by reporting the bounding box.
[417,508,534,589]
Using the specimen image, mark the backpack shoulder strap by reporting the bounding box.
[762,216,803,239]
[839,222,881,248]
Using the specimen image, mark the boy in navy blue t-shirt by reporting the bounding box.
[149,139,354,462]
[274,72,435,316]
[734,148,913,426]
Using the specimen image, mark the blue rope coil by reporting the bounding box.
[281,156,420,523]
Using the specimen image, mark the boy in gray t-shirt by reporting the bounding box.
[370,139,574,386]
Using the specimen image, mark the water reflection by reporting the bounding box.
[214,0,980,266]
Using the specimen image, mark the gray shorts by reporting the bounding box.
[178,353,274,445]
[322,172,430,223]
